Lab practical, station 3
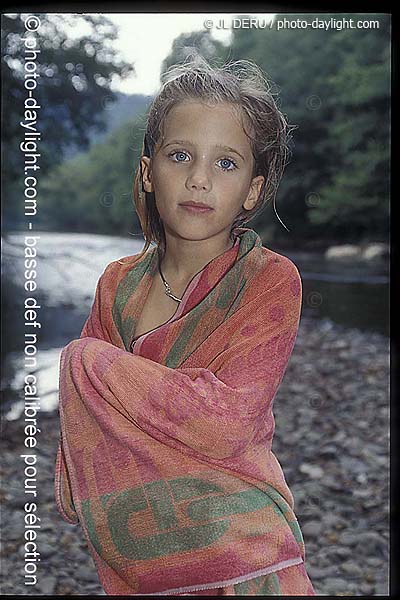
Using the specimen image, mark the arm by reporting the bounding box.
[63,264,302,462]
[54,432,79,524]
[80,271,109,340]
[55,266,111,524]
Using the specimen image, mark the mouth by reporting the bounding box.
[179,202,214,213]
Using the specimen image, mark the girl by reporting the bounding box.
[55,54,316,596]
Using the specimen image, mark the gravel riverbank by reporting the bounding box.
[0,316,389,596]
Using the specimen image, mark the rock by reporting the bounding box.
[301,520,322,538]
[366,556,384,567]
[325,531,339,543]
[56,582,74,595]
[338,531,360,546]
[5,528,22,541]
[362,243,389,261]
[325,245,362,260]
[75,564,100,583]
[323,577,349,592]
[360,582,375,595]
[37,575,57,594]
[38,542,54,558]
[322,475,345,491]
[332,430,347,443]
[329,545,352,558]
[340,456,368,474]
[319,444,337,457]
[7,491,31,508]
[60,532,76,546]
[340,561,363,577]
[308,565,341,579]
[321,513,346,530]
[353,488,371,500]
[299,463,324,479]
[355,531,388,556]
[361,497,383,509]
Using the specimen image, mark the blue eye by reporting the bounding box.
[168,150,238,172]
[169,151,189,162]
[218,158,238,172]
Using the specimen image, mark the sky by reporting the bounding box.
[66,13,275,96]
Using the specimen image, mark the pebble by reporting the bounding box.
[338,531,360,546]
[326,545,352,559]
[360,582,376,594]
[340,561,363,577]
[355,531,388,556]
[320,513,345,529]
[324,577,349,592]
[301,520,322,538]
[75,564,101,582]
[0,316,389,595]
[366,556,385,567]
[308,565,341,579]
[38,542,54,558]
[299,463,324,479]
[37,575,57,594]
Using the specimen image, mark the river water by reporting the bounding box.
[1,231,389,420]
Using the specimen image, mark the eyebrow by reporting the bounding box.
[163,139,246,162]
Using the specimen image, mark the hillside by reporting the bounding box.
[64,91,154,158]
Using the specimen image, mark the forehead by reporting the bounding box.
[160,100,253,151]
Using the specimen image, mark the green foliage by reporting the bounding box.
[2,13,135,230]
[39,116,144,234]
[309,19,390,239]
[160,30,231,76]
[228,13,390,244]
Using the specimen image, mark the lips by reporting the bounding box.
[179,201,213,209]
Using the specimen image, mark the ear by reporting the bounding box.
[243,175,265,211]
[140,156,153,193]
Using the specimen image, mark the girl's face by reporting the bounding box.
[140,100,264,245]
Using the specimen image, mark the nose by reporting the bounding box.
[185,159,212,193]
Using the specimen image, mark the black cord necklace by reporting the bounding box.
[157,236,237,304]
[158,259,182,304]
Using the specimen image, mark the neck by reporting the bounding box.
[159,230,235,286]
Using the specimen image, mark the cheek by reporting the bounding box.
[212,175,237,195]
[220,177,250,206]
[153,163,182,194]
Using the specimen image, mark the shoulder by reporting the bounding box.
[97,249,152,291]
[254,247,303,323]
[258,246,302,291]
[106,248,152,274]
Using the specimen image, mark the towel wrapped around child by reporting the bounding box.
[54,227,310,596]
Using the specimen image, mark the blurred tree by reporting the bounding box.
[228,13,390,245]
[160,29,231,75]
[1,13,135,230]
[38,114,145,235]
[308,17,390,240]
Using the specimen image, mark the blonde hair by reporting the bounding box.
[132,51,295,257]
